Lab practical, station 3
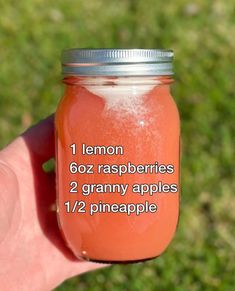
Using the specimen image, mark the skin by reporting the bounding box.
[0,116,108,291]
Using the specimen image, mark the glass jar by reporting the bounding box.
[55,49,180,263]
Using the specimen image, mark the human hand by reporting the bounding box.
[0,116,107,291]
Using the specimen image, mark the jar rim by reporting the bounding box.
[61,48,174,77]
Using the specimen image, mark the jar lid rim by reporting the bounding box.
[61,48,174,76]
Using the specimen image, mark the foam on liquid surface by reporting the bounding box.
[85,78,158,114]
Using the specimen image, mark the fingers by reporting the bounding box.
[21,114,55,164]
[0,114,55,168]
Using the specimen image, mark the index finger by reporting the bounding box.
[0,115,55,166]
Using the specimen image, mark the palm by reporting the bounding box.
[0,116,105,290]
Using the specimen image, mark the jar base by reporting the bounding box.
[80,255,159,265]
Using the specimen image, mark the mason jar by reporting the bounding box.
[55,49,180,263]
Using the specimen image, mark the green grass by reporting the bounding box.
[1,0,235,290]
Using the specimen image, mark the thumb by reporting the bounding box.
[0,161,21,245]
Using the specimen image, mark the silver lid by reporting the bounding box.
[61,49,174,76]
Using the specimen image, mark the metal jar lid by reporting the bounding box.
[61,48,174,76]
